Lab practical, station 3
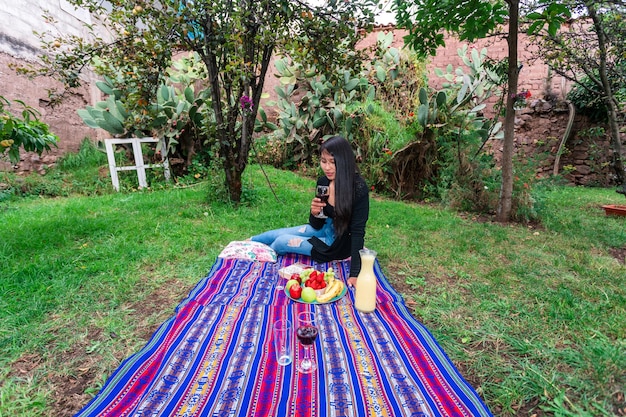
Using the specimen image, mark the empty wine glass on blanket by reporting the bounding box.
[273,319,293,366]
[315,185,329,218]
[296,311,318,373]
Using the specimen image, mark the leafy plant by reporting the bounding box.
[350,100,423,197]
[77,77,133,137]
[152,82,211,164]
[395,47,504,207]
[567,72,626,122]
[365,32,427,119]
[435,46,504,115]
[0,96,58,165]
[250,133,293,169]
[78,54,213,176]
[270,50,372,164]
[270,31,432,196]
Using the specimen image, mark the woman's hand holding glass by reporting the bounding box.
[311,196,326,217]
[312,185,329,218]
[313,185,329,218]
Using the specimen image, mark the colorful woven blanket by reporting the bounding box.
[75,253,492,417]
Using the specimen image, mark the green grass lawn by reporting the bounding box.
[1,165,624,417]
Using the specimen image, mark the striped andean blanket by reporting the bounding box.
[75,253,493,417]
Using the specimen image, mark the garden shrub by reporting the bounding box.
[350,100,426,198]
[79,53,214,177]
[252,133,302,171]
[269,54,372,165]
[57,138,108,170]
[567,72,626,123]
[267,32,432,197]
[0,95,58,164]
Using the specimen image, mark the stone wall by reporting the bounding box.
[507,105,618,187]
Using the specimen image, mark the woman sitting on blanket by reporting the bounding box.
[251,135,369,287]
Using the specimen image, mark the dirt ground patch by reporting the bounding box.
[609,246,626,264]
[47,329,104,416]
[6,279,190,417]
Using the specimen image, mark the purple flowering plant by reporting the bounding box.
[511,90,531,108]
[240,95,253,114]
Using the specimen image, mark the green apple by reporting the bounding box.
[301,287,317,303]
[285,279,299,291]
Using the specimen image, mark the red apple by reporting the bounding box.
[289,283,302,299]
[290,273,301,284]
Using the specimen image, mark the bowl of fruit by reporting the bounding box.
[285,267,347,304]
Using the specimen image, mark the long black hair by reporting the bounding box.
[320,136,357,236]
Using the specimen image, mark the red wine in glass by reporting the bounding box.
[297,312,318,373]
[296,325,319,345]
[316,185,329,202]
[315,185,329,218]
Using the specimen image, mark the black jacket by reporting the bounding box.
[308,174,369,277]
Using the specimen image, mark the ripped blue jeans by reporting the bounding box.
[250,219,335,256]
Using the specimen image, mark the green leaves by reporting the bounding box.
[101,110,125,135]
[76,109,99,129]
[77,56,212,144]
[160,85,170,102]
[271,53,374,160]
[436,91,447,107]
[78,104,126,136]
[95,80,115,96]
[344,78,360,92]
[417,103,429,127]
[526,3,571,36]
[396,0,507,57]
[1,95,58,163]
[184,87,194,104]
[376,67,386,83]
[419,87,429,105]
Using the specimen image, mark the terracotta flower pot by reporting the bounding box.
[602,205,626,217]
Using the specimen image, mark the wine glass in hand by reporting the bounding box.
[315,185,329,218]
[296,311,318,373]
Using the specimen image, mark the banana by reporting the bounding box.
[335,281,344,297]
[315,282,337,303]
[316,279,344,303]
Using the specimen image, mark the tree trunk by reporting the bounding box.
[588,4,625,189]
[225,163,243,202]
[605,92,625,189]
[496,0,520,222]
